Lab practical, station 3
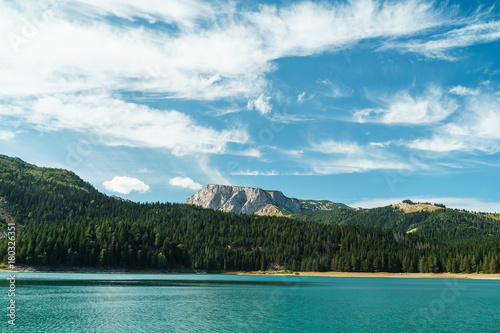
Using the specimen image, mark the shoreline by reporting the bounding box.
[232,271,500,280]
[1,266,500,279]
[0,266,223,275]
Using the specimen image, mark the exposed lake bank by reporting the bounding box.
[2,266,500,279]
[230,271,500,280]
[0,265,222,274]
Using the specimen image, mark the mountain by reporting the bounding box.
[185,184,350,216]
[0,154,499,274]
[185,184,500,245]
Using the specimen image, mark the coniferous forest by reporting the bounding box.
[0,155,499,273]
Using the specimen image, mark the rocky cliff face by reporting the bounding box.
[185,184,349,215]
[185,184,302,215]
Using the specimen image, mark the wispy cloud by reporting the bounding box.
[308,140,411,174]
[297,91,314,103]
[4,93,248,156]
[408,91,500,153]
[385,21,500,60]
[312,141,363,155]
[103,176,150,194]
[247,94,272,115]
[230,170,278,176]
[198,156,231,185]
[355,86,457,124]
[229,148,262,158]
[449,85,480,96]
[60,0,214,27]
[0,0,451,105]
[311,158,410,175]
[320,79,354,98]
[247,0,446,59]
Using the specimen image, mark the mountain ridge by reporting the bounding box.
[185,184,350,215]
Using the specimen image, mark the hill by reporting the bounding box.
[290,204,500,245]
[0,154,499,274]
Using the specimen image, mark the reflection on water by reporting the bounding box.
[1,273,499,332]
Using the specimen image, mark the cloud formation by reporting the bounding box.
[408,92,500,153]
[449,85,480,96]
[308,140,411,174]
[230,170,278,176]
[355,87,457,124]
[0,130,15,141]
[387,21,500,60]
[4,94,247,155]
[169,176,202,190]
[247,94,272,114]
[103,176,150,194]
[0,0,453,105]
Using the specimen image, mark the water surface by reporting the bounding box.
[1,273,499,332]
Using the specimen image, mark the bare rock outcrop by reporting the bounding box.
[185,184,302,215]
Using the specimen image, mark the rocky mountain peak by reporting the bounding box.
[185,184,302,215]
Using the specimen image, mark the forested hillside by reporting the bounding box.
[0,155,499,273]
[291,205,500,244]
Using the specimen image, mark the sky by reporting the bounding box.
[1,0,500,212]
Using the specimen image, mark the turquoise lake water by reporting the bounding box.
[1,272,499,332]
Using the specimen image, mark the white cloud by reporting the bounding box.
[320,79,354,98]
[198,156,231,186]
[0,0,451,105]
[312,141,363,154]
[138,168,153,174]
[5,93,248,155]
[60,0,213,28]
[297,91,314,103]
[386,21,500,60]
[0,0,493,118]
[247,94,272,114]
[283,149,304,157]
[230,170,278,176]
[0,130,15,141]
[355,87,457,124]
[229,148,262,158]
[297,92,307,103]
[407,135,467,153]
[449,85,480,96]
[349,197,500,213]
[247,0,445,59]
[408,92,500,153]
[308,140,411,174]
[103,176,150,194]
[169,176,202,190]
[311,158,410,175]
[0,1,266,101]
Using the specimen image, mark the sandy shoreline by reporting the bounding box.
[1,266,499,279]
[232,271,500,280]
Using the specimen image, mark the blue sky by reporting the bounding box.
[1,0,500,212]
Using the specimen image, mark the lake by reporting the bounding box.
[1,273,499,332]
